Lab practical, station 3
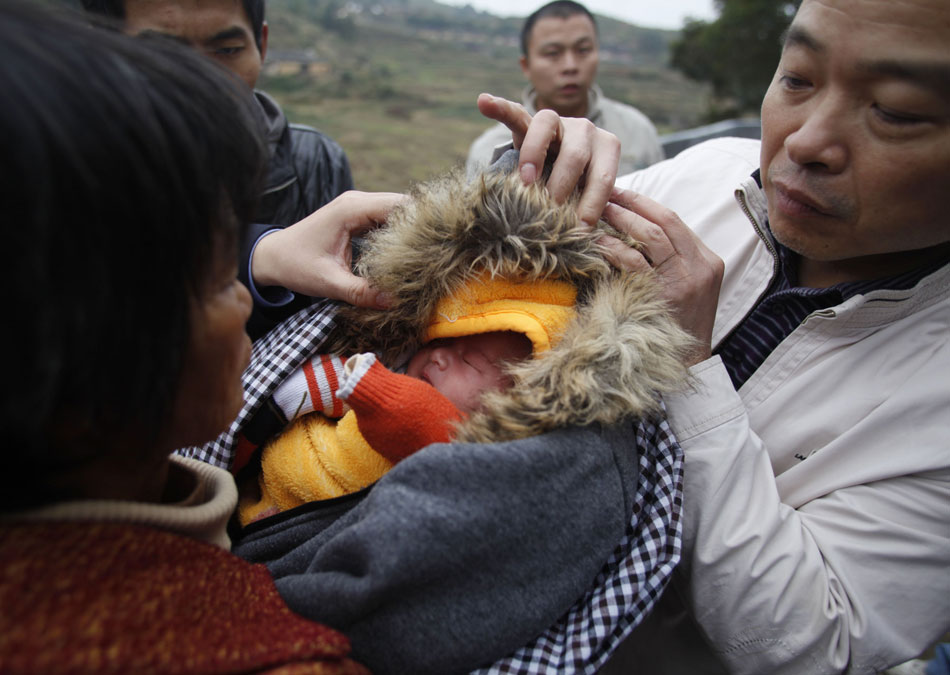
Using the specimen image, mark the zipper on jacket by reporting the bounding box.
[802,308,837,325]
[261,175,297,196]
[712,188,782,352]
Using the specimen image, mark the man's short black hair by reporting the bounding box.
[520,0,598,56]
[81,0,267,52]
[1,1,266,503]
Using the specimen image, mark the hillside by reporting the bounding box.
[261,0,710,192]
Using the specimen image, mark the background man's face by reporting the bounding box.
[759,0,950,272]
[520,13,599,118]
[124,0,266,89]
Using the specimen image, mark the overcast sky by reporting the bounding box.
[436,0,718,30]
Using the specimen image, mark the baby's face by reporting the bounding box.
[406,331,533,413]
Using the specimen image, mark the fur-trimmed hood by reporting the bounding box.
[327,168,693,444]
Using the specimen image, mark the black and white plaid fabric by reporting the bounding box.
[180,301,683,672]
[474,415,683,674]
[177,299,341,468]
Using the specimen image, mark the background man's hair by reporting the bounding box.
[80,0,267,51]
[1,1,266,496]
[520,0,597,56]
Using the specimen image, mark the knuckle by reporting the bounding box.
[534,109,559,126]
[559,116,596,142]
[589,167,615,189]
[641,221,666,244]
[597,127,620,147]
[336,190,360,207]
[573,117,596,133]
[654,203,677,223]
[556,142,590,165]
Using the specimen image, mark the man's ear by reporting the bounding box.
[259,21,268,61]
[519,55,529,78]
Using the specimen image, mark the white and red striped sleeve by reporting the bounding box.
[271,353,350,420]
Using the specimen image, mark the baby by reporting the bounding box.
[404,332,532,413]
[238,272,578,524]
[218,165,692,527]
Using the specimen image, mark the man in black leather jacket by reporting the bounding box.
[82,0,354,338]
[243,88,353,337]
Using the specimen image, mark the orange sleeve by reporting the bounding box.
[344,359,463,463]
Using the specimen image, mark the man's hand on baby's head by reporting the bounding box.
[599,187,722,366]
[477,93,620,229]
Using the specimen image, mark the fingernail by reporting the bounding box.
[520,162,537,184]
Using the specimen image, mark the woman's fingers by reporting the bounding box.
[251,191,407,307]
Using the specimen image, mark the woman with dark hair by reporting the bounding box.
[0,3,366,672]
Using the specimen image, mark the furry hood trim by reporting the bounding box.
[327,169,693,444]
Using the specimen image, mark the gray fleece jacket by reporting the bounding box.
[235,424,638,673]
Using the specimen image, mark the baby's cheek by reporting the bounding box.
[490,368,514,389]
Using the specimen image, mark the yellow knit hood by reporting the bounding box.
[426,273,576,354]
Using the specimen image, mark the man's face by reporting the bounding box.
[520,13,599,118]
[759,0,950,282]
[124,0,266,89]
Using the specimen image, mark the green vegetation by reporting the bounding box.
[261,0,710,192]
[672,0,798,121]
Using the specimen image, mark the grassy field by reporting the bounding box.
[260,4,710,193]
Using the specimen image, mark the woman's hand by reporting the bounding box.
[599,187,724,366]
[251,191,406,308]
[477,93,620,228]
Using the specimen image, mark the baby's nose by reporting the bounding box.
[429,345,456,369]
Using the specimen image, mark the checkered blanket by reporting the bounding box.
[179,300,683,672]
[474,414,682,673]
[178,300,341,469]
